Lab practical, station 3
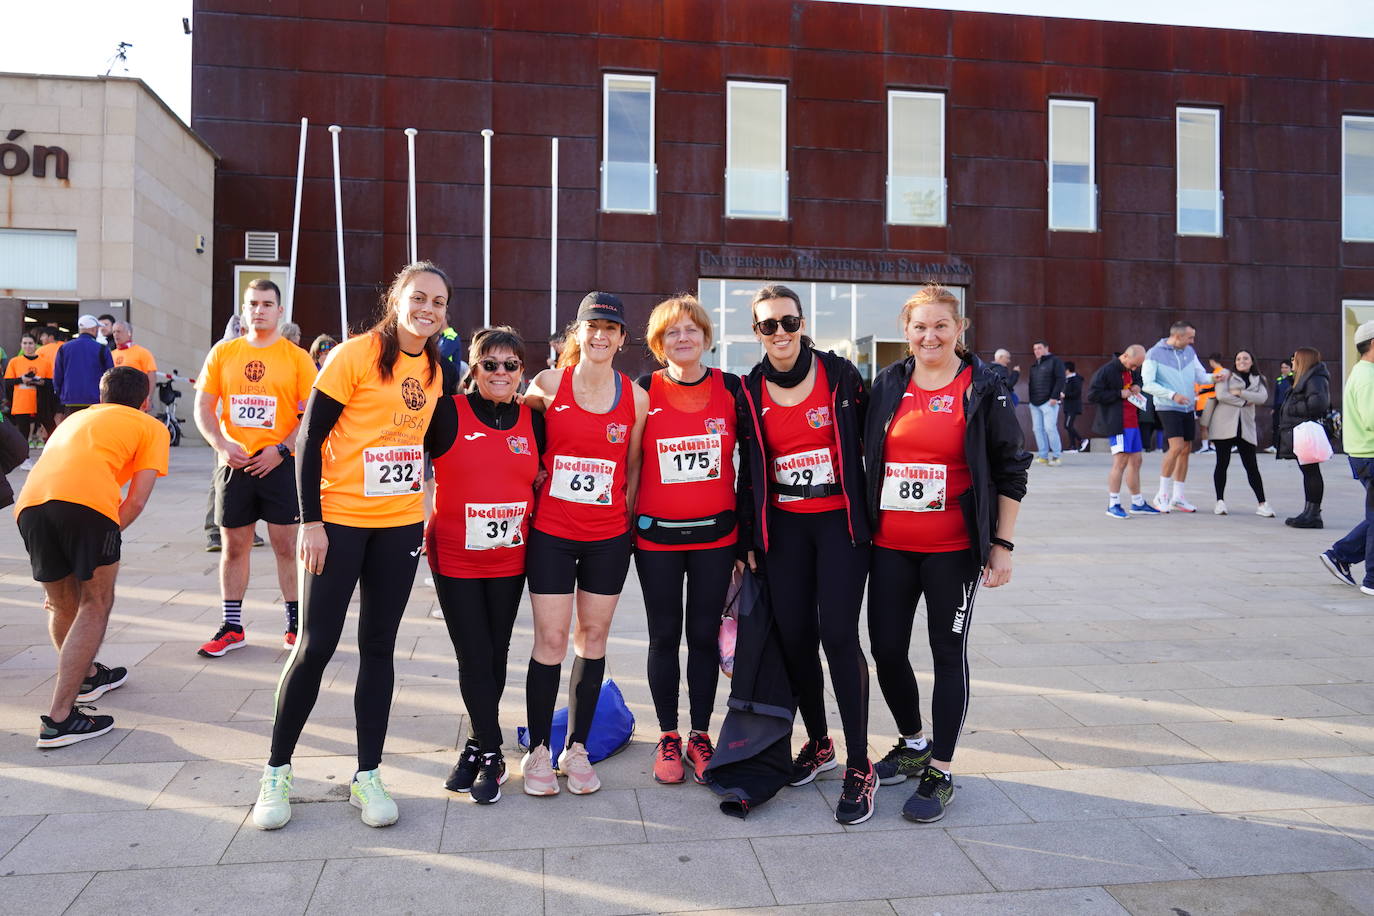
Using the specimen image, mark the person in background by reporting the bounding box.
[111,322,158,413]
[309,334,337,370]
[1269,359,1294,453]
[97,314,117,351]
[988,349,1020,406]
[1089,346,1160,518]
[1194,353,1224,454]
[1321,321,1374,596]
[1142,321,1226,513]
[1209,350,1273,518]
[1027,341,1065,465]
[34,326,63,432]
[4,333,55,461]
[1061,361,1084,453]
[1276,347,1331,529]
[53,316,114,414]
[280,322,302,346]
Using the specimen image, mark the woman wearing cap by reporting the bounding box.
[633,294,745,786]
[736,283,875,825]
[518,292,649,796]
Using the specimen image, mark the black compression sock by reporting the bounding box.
[284,600,299,632]
[566,655,606,747]
[525,659,561,750]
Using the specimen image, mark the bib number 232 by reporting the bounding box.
[363,446,424,497]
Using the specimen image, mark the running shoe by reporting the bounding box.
[252,532,266,548]
[1362,585,1374,598]
[834,761,877,825]
[36,705,114,749]
[902,766,954,823]
[1321,550,1358,588]
[1256,503,1276,518]
[1214,499,1228,515]
[520,744,559,796]
[1048,457,1062,467]
[1151,495,1173,514]
[1105,505,1130,519]
[76,661,128,702]
[252,763,293,830]
[198,624,246,658]
[1171,498,1198,513]
[471,752,507,805]
[18,458,33,471]
[653,732,685,784]
[788,736,838,786]
[282,631,297,650]
[557,742,601,795]
[873,739,931,785]
[351,767,399,827]
[1035,457,1049,465]
[445,739,482,793]
[1129,501,1162,515]
[205,531,222,552]
[685,733,715,785]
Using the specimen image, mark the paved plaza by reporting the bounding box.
[0,445,1373,914]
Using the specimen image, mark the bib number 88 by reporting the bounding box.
[897,480,925,500]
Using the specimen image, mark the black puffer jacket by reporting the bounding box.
[863,355,1031,565]
[1277,362,1331,461]
[1028,354,1066,405]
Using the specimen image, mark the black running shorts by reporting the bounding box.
[1159,410,1196,442]
[18,500,121,582]
[214,454,299,528]
[526,528,633,596]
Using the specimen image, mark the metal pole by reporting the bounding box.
[286,117,308,321]
[329,124,348,339]
[404,127,418,263]
[550,136,559,363]
[482,128,493,327]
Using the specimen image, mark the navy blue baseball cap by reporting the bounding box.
[576,291,626,326]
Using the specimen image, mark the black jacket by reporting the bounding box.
[1028,353,1066,405]
[1062,375,1083,413]
[1277,363,1332,460]
[0,417,28,509]
[1087,359,1142,438]
[737,348,869,553]
[863,355,1031,565]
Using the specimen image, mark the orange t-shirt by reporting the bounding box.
[14,403,169,525]
[113,343,157,375]
[313,333,442,528]
[197,336,317,455]
[37,342,61,375]
[4,353,46,415]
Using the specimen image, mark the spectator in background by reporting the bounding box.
[308,334,337,370]
[1062,361,1085,452]
[1277,347,1331,529]
[33,327,63,431]
[111,322,158,413]
[97,314,117,351]
[1143,321,1226,513]
[1028,341,1066,465]
[989,349,1020,405]
[53,316,114,413]
[280,322,302,346]
[1269,359,1294,453]
[5,333,55,457]
[1209,350,1273,518]
[1089,345,1159,517]
[1195,352,1224,453]
[1321,321,1374,595]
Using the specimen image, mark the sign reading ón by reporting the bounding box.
[698,248,973,279]
[0,130,70,180]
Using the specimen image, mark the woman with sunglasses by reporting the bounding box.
[736,284,874,824]
[518,292,649,796]
[425,327,543,805]
[308,334,337,370]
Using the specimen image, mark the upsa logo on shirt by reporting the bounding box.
[927,395,955,414]
[806,406,832,429]
[606,422,628,444]
[506,435,530,455]
[400,377,427,410]
[243,360,266,382]
[705,417,727,435]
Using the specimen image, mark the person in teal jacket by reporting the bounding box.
[1141,320,1226,513]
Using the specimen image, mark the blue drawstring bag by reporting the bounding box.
[516,678,635,763]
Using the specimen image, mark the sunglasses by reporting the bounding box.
[479,358,522,373]
[318,344,333,352]
[753,315,803,335]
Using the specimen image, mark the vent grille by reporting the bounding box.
[245,231,279,262]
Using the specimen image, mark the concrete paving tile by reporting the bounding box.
[753,830,992,903]
[0,725,130,768]
[0,642,159,671]
[1018,724,1214,769]
[102,663,203,694]
[221,798,447,863]
[442,788,647,852]
[990,767,1207,822]
[0,873,95,916]
[1151,759,1372,812]
[305,850,543,916]
[1194,659,1350,688]
[1067,663,1226,692]
[638,782,844,842]
[1132,810,1374,877]
[1311,657,1374,682]
[150,752,455,808]
[0,669,52,697]
[966,666,1098,696]
[672,904,896,916]
[1104,873,1362,916]
[1308,684,1374,715]
[963,695,1082,730]
[544,837,776,915]
[1163,718,1363,762]
[0,815,42,859]
[1308,870,1374,916]
[1307,756,1374,799]
[0,807,244,874]
[1046,690,1220,727]
[0,761,181,815]
[1309,716,1374,753]
[1309,805,1374,850]
[979,643,1116,668]
[66,860,323,916]
[892,887,1129,915]
[949,729,1060,773]
[1176,684,1361,719]
[838,775,1033,832]
[948,819,1193,890]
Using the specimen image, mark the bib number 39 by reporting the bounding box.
[549,455,617,505]
[363,445,424,497]
[464,502,527,550]
[880,462,947,512]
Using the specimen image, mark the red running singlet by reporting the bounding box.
[427,395,540,578]
[534,367,637,541]
[761,359,845,514]
[635,369,739,552]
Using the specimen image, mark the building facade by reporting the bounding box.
[192,0,1374,394]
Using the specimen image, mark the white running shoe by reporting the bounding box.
[1256,502,1275,518]
[18,458,33,471]
[252,763,293,830]
[1152,495,1173,514]
[351,767,399,827]
[1214,500,1228,515]
[1171,498,1198,513]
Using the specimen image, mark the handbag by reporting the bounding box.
[719,569,744,678]
[1293,420,1333,465]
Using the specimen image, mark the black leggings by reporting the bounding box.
[762,508,870,769]
[868,546,982,764]
[269,521,422,772]
[1213,437,1266,502]
[1062,410,1082,448]
[634,545,735,733]
[434,573,525,753]
[1300,461,1325,506]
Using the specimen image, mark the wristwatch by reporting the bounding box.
[276,443,290,458]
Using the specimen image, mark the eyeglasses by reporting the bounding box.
[753,315,802,335]
[480,358,522,373]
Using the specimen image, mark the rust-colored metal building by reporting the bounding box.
[191,0,1374,392]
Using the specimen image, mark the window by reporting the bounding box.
[1048,99,1096,232]
[888,91,945,225]
[1344,115,1374,242]
[1177,107,1222,236]
[726,81,787,220]
[0,228,76,291]
[602,74,655,213]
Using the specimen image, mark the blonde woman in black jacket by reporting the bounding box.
[1278,347,1331,529]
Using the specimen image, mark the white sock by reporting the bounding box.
[1173,480,1186,502]
[1130,493,1146,507]
[902,734,928,751]
[1158,476,1171,498]
[1108,492,1121,507]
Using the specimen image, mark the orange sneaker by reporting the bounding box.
[653,732,685,784]
[198,624,246,658]
[685,732,715,785]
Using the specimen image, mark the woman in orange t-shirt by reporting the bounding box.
[4,332,52,442]
[252,262,446,833]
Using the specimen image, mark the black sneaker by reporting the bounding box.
[252,532,266,547]
[1321,551,1358,588]
[902,766,954,823]
[834,761,877,825]
[471,752,507,805]
[788,736,838,786]
[76,662,128,702]
[444,739,482,793]
[37,705,114,749]
[873,739,931,786]
[205,530,222,552]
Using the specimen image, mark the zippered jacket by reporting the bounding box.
[1142,338,1212,413]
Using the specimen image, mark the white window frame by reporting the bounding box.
[600,73,656,214]
[1176,106,1223,237]
[1343,115,1374,243]
[725,80,788,221]
[1048,98,1097,232]
[887,90,946,226]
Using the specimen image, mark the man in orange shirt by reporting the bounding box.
[35,326,63,428]
[3,332,55,460]
[195,279,317,656]
[111,321,158,413]
[15,365,169,747]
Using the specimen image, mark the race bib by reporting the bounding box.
[656,433,722,484]
[880,462,947,512]
[362,445,424,497]
[773,447,835,503]
[229,394,277,429]
[464,502,527,550]
[549,455,617,505]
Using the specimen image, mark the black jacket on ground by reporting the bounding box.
[1062,375,1083,413]
[1088,359,1143,438]
[863,355,1031,565]
[1277,362,1332,460]
[1028,353,1066,405]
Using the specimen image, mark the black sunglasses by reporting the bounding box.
[753,315,803,335]
[480,358,522,373]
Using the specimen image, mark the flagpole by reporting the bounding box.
[404,127,418,263]
[550,136,559,364]
[328,124,348,339]
[286,117,308,321]
[482,128,493,327]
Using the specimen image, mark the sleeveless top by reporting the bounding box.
[761,360,844,514]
